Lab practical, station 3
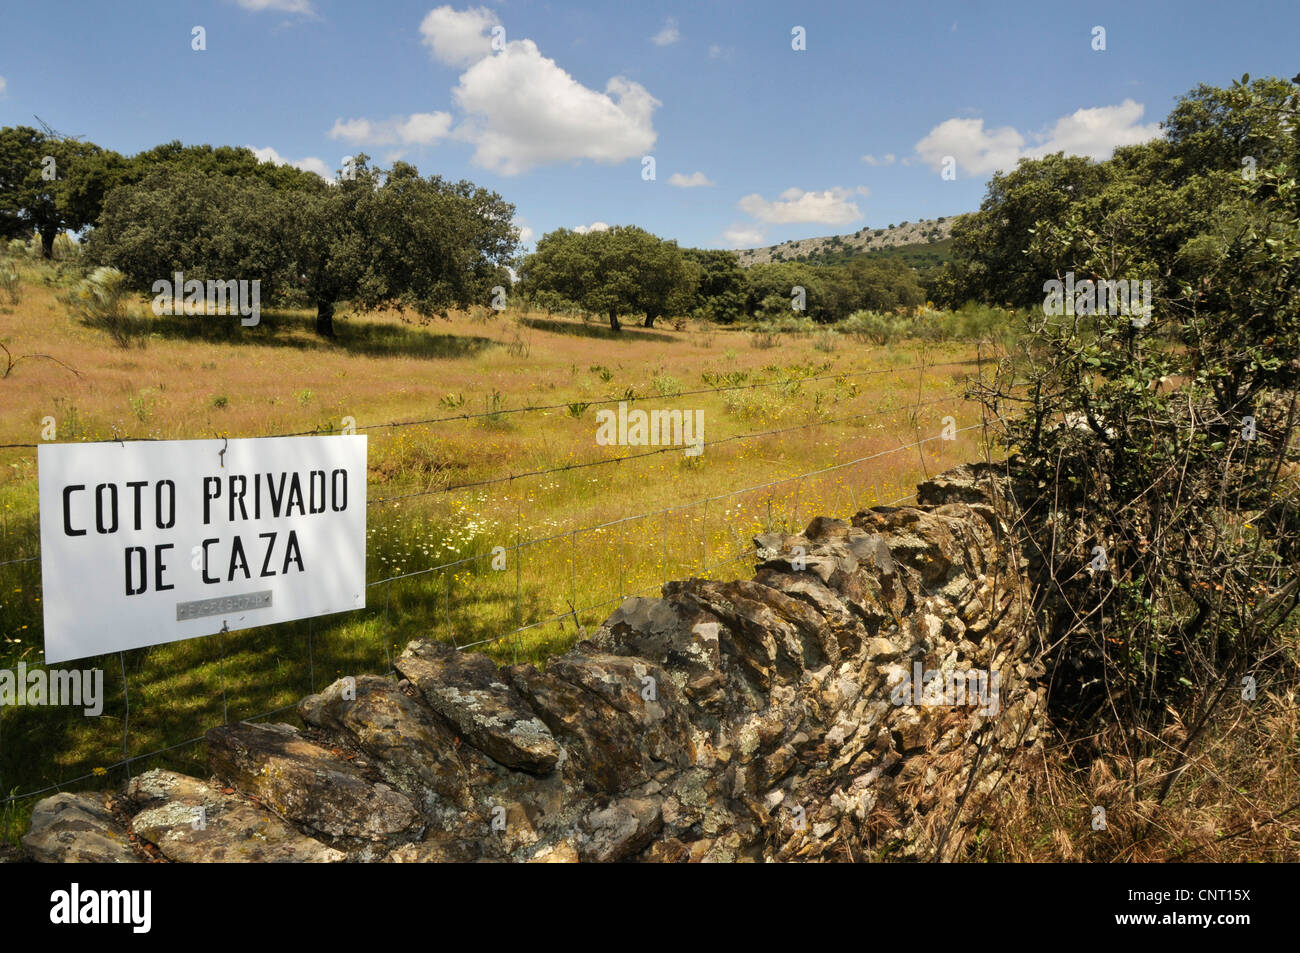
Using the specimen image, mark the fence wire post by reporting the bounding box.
[701,498,707,578]
[513,522,522,664]
[444,569,453,646]
[512,501,523,662]
[661,509,667,584]
[383,579,393,669]
[218,626,228,725]
[0,375,980,807]
[119,652,131,782]
[0,696,6,843]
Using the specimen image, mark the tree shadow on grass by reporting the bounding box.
[519,315,679,344]
[109,308,498,361]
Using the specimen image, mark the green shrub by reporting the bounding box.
[770,314,816,335]
[841,310,907,345]
[652,372,682,396]
[916,302,1010,344]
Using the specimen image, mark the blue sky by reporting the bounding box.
[1,0,1297,252]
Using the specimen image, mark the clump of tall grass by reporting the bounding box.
[64,266,141,348]
[505,317,531,357]
[722,388,786,421]
[51,233,80,262]
[0,265,20,305]
[811,328,840,353]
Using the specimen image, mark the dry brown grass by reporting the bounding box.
[0,260,988,834]
[969,678,1300,861]
[2,262,1295,861]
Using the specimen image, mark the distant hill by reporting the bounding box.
[732,216,960,268]
[798,235,955,271]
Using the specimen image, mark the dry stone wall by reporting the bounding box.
[22,462,1045,863]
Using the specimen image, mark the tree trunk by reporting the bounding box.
[608,310,621,331]
[643,314,656,328]
[316,299,336,338]
[40,228,57,260]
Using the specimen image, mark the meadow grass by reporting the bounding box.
[0,258,988,841]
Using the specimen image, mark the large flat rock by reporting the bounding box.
[126,769,344,863]
[299,674,493,812]
[206,722,420,848]
[395,641,560,774]
[22,792,138,863]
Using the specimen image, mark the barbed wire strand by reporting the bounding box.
[0,423,968,807]
[364,425,978,590]
[0,395,975,565]
[367,396,972,506]
[0,358,974,451]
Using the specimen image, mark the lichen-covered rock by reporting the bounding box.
[577,796,663,862]
[509,652,689,794]
[24,463,1047,863]
[206,722,420,856]
[384,830,508,863]
[126,769,344,863]
[395,641,561,775]
[22,792,137,863]
[299,674,493,816]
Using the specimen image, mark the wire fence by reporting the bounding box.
[0,357,989,837]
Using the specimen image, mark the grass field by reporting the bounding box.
[0,256,988,838]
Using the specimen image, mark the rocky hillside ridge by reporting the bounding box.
[734,216,958,267]
[22,462,1046,863]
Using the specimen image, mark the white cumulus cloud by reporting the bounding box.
[1022,100,1163,161]
[915,118,1024,176]
[420,5,500,67]
[861,153,895,166]
[573,221,610,234]
[329,12,659,176]
[652,17,681,46]
[398,112,455,144]
[328,111,453,146]
[668,171,714,188]
[915,99,1162,176]
[451,39,658,175]
[737,187,862,226]
[249,145,331,179]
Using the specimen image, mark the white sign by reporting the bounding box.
[38,436,367,663]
